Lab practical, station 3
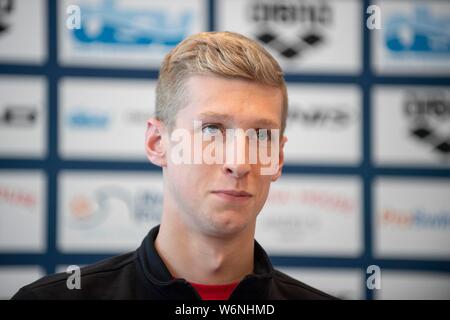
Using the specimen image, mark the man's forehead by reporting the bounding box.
[186,74,281,96]
[197,111,280,128]
[177,75,284,127]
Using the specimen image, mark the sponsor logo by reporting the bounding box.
[261,190,355,239]
[68,186,162,229]
[262,214,321,238]
[385,6,450,56]
[0,105,37,127]
[268,189,355,214]
[66,109,110,129]
[403,90,450,158]
[0,185,37,209]
[288,104,358,129]
[71,0,192,48]
[380,208,450,230]
[250,0,332,59]
[125,110,152,126]
[0,0,13,35]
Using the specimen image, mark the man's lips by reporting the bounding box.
[211,190,253,199]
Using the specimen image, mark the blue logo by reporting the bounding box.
[72,0,192,47]
[67,109,110,129]
[385,6,450,55]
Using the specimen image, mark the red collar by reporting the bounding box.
[189,281,239,300]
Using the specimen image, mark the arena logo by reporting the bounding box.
[66,109,110,129]
[0,185,37,209]
[385,6,450,56]
[68,186,163,229]
[71,0,193,48]
[288,104,358,129]
[0,105,37,127]
[403,90,450,159]
[0,0,13,35]
[268,189,355,214]
[249,0,333,59]
[380,208,450,230]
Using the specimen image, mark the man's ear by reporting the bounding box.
[271,136,288,182]
[145,118,167,167]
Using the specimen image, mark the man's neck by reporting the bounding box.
[154,216,255,285]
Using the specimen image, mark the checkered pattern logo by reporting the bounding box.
[256,30,324,58]
[405,91,450,157]
[410,124,450,155]
[0,0,13,34]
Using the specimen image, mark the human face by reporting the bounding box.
[162,74,286,238]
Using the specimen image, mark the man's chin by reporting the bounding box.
[203,211,254,238]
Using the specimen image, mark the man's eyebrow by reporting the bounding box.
[197,112,280,128]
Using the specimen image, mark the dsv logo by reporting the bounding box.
[403,90,450,158]
[69,186,163,229]
[250,0,332,59]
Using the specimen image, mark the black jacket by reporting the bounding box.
[12,225,336,300]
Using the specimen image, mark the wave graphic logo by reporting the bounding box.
[72,0,192,47]
[69,186,163,229]
[385,6,450,55]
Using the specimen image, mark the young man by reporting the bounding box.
[13,32,335,300]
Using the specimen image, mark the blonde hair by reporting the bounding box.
[155,31,288,135]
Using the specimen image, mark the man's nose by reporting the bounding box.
[222,161,251,178]
[221,133,251,178]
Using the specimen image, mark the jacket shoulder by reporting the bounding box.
[270,269,338,300]
[12,252,137,300]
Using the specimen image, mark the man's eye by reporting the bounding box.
[202,124,221,135]
[256,129,270,141]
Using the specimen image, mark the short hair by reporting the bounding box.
[155,31,288,135]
